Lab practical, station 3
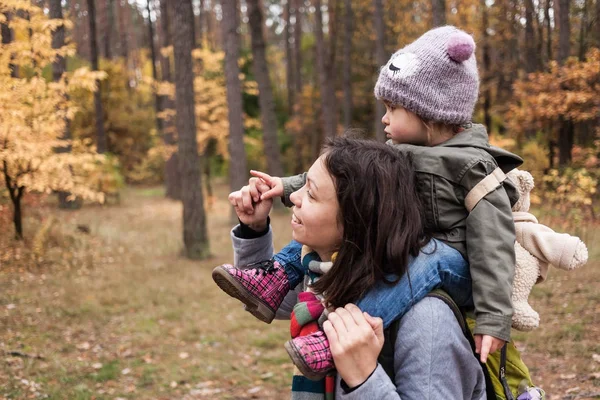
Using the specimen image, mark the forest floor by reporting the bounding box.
[0,183,599,399]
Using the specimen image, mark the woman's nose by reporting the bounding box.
[290,189,301,207]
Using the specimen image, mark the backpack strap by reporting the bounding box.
[464,167,507,212]
[378,318,400,381]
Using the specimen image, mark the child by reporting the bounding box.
[213,26,523,379]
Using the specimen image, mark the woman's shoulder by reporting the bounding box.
[397,296,461,333]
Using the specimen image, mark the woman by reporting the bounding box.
[225,138,485,399]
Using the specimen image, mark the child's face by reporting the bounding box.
[381,103,429,145]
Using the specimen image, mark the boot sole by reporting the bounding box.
[284,340,330,381]
[212,267,276,324]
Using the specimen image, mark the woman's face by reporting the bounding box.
[289,155,343,261]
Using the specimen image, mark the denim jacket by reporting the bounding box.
[281,124,523,341]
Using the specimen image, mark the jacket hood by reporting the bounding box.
[439,124,524,172]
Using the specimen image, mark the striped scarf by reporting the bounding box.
[290,247,336,400]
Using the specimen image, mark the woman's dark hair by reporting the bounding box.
[310,137,427,308]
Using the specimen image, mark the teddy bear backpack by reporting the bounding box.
[464,166,589,399]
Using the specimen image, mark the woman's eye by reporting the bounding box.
[307,190,314,199]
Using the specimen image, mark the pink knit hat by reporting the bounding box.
[374,26,479,125]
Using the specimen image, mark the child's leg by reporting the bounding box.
[273,240,306,288]
[212,240,306,323]
[356,239,472,328]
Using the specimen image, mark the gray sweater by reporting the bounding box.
[231,226,486,400]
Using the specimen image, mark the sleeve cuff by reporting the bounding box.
[473,313,512,342]
[234,217,270,239]
[340,366,377,393]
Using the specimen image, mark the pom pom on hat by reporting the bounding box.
[447,32,475,62]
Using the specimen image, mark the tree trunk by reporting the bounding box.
[50,0,80,209]
[2,12,18,77]
[314,0,337,139]
[431,0,446,27]
[205,0,214,50]
[556,0,573,166]
[596,0,600,47]
[545,0,552,66]
[146,0,161,132]
[196,0,203,46]
[524,0,537,73]
[105,0,114,59]
[159,0,180,200]
[373,0,386,142]
[285,0,294,113]
[118,0,129,60]
[481,0,492,134]
[171,0,209,259]
[557,0,571,64]
[293,0,302,97]
[87,0,108,154]
[99,0,113,59]
[558,119,574,165]
[342,0,353,128]
[578,0,588,61]
[3,163,24,239]
[221,0,249,199]
[247,0,285,177]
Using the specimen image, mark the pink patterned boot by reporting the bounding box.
[212,260,290,323]
[284,331,335,381]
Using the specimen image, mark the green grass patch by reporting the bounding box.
[91,360,120,382]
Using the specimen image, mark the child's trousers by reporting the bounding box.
[274,238,472,328]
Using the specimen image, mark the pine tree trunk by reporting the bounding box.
[481,0,492,134]
[2,12,18,77]
[105,0,114,59]
[205,0,214,50]
[373,0,386,142]
[171,0,209,259]
[557,0,573,166]
[98,0,112,59]
[50,0,80,209]
[342,0,353,128]
[525,0,537,73]
[247,0,284,177]
[431,0,446,27]
[158,1,180,200]
[196,0,203,46]
[557,0,571,64]
[87,0,108,154]
[545,0,552,66]
[596,0,600,47]
[221,0,249,198]
[293,0,302,97]
[146,0,161,133]
[285,0,294,113]
[118,0,129,60]
[578,0,588,61]
[314,0,337,139]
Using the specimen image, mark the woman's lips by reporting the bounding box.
[291,212,302,226]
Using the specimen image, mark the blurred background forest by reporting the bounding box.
[0,0,599,399]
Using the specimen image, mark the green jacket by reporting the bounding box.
[281,124,523,341]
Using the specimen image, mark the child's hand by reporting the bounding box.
[235,170,283,215]
[474,334,505,363]
[249,170,283,201]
